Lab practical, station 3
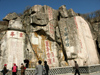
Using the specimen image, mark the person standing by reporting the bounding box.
[74,61,80,75]
[12,63,18,75]
[44,61,49,75]
[20,63,25,75]
[35,60,44,75]
[1,64,9,75]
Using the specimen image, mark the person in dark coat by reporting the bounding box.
[74,61,80,75]
[20,63,25,75]
[1,64,9,75]
[44,61,49,75]
[12,63,18,75]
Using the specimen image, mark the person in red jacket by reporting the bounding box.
[12,63,18,75]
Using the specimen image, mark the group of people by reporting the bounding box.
[1,60,49,75]
[1,60,80,75]
[35,60,49,75]
[1,63,26,75]
[35,60,80,75]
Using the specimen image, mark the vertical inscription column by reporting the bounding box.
[48,8,55,40]
[74,17,83,53]
[45,40,56,67]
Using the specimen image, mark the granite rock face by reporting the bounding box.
[67,9,77,17]
[58,5,68,18]
[8,17,23,29]
[29,5,43,14]
[0,5,100,69]
[3,12,18,21]
[30,12,49,25]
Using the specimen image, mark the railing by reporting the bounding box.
[0,64,100,75]
[88,64,100,73]
[73,64,100,74]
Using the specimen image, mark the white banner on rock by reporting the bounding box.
[7,31,25,39]
[7,30,25,69]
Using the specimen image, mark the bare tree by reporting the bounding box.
[81,10,100,23]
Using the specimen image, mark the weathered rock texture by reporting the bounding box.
[3,12,18,21]
[0,5,100,69]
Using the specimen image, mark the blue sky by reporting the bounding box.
[0,0,100,20]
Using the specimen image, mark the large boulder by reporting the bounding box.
[41,5,58,20]
[58,18,77,60]
[8,17,23,29]
[58,5,68,18]
[67,9,77,17]
[30,12,49,25]
[3,12,18,21]
[29,5,43,14]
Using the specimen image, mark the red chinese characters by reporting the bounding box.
[45,41,51,65]
[47,52,50,58]
[48,8,55,39]
[10,32,15,37]
[74,17,83,53]
[48,8,52,20]
[47,58,52,64]
[49,23,54,34]
[51,52,54,57]
[53,58,55,63]
[49,23,54,40]
[10,32,23,38]
[46,41,49,46]
[51,52,55,63]
[80,39,83,48]
[46,46,49,52]
[20,33,23,37]
[45,41,55,65]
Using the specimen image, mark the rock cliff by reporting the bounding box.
[0,5,100,69]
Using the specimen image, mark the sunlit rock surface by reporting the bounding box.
[0,5,99,69]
